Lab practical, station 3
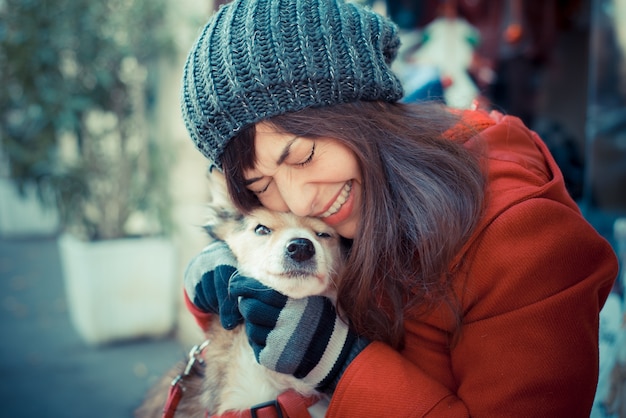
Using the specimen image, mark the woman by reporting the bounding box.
[180,0,619,416]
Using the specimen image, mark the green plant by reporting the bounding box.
[0,0,175,240]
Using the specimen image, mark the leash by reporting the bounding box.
[163,340,211,418]
[163,340,320,418]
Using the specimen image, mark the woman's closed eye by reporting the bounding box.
[252,181,271,195]
[296,142,315,167]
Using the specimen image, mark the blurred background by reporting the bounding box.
[0,0,625,416]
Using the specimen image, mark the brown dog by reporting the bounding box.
[135,173,343,417]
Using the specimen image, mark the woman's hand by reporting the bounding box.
[229,275,370,393]
[183,240,243,330]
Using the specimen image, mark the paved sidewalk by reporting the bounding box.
[0,236,185,418]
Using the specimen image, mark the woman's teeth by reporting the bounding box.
[320,181,352,218]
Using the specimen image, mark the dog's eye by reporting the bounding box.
[316,232,332,239]
[255,224,271,235]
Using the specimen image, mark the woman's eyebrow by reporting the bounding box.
[276,137,298,165]
[243,136,299,186]
[243,176,263,186]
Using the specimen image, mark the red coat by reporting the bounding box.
[327,111,618,417]
[186,110,618,417]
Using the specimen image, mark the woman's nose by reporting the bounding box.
[278,182,315,217]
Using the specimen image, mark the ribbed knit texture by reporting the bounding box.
[181,0,403,168]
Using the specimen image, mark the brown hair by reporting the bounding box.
[222,101,486,349]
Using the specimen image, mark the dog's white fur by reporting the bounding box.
[218,211,340,301]
[136,172,342,417]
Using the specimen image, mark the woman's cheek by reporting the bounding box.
[257,193,288,212]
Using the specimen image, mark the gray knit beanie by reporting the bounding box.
[181,0,404,168]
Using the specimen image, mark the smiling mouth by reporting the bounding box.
[319,181,352,218]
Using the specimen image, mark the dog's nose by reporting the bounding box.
[286,238,315,262]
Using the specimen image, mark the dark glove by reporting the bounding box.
[229,275,370,393]
[183,241,243,329]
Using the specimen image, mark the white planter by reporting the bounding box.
[58,234,178,345]
[0,178,59,237]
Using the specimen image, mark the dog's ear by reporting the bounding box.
[207,170,232,210]
[204,170,243,241]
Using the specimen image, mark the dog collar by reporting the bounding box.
[209,390,321,418]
